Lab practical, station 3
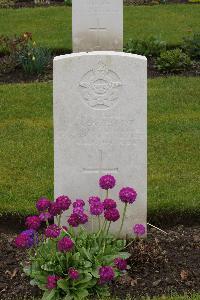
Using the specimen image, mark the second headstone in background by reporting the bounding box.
[72,0,123,52]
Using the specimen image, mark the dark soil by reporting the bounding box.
[1,57,200,84]
[0,225,199,300]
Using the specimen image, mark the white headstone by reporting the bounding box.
[72,0,123,52]
[53,52,147,236]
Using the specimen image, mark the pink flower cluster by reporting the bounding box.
[57,237,74,252]
[47,275,60,290]
[13,173,146,295]
[14,229,36,249]
[99,266,114,284]
[45,224,61,238]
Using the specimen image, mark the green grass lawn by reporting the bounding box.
[0,77,199,217]
[0,5,199,50]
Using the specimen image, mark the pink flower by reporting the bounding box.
[119,187,137,204]
[104,208,120,222]
[73,199,85,207]
[56,195,71,211]
[90,201,104,216]
[14,230,36,249]
[58,237,74,252]
[68,213,80,227]
[68,268,79,280]
[36,198,51,212]
[68,212,88,227]
[73,206,84,215]
[99,266,114,284]
[25,216,41,230]
[114,258,127,271]
[103,199,117,210]
[48,202,61,216]
[45,224,61,238]
[133,224,146,236]
[39,212,52,222]
[47,275,59,290]
[99,174,116,190]
[78,213,88,225]
[89,196,101,205]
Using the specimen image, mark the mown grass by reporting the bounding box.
[0,5,199,50]
[0,77,199,217]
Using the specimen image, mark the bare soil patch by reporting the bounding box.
[0,225,199,300]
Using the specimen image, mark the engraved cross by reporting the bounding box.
[82,150,118,174]
[89,18,106,50]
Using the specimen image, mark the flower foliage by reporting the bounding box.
[14,175,145,300]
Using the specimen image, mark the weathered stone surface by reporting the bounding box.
[53,51,147,236]
[72,0,123,52]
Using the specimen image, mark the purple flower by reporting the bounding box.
[99,266,114,284]
[133,224,146,236]
[114,258,127,271]
[48,202,61,216]
[47,275,59,290]
[14,229,36,249]
[89,196,101,205]
[68,268,79,280]
[73,206,84,215]
[58,237,74,252]
[45,224,61,238]
[68,212,88,227]
[90,201,104,216]
[103,199,117,210]
[36,198,51,212]
[39,212,52,222]
[78,213,88,225]
[119,187,137,204]
[99,174,116,190]
[68,213,80,227]
[104,208,120,222]
[73,199,85,207]
[25,216,41,230]
[56,195,71,211]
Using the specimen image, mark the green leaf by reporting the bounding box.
[23,266,31,275]
[90,270,99,278]
[42,289,56,300]
[57,279,69,292]
[81,247,92,261]
[30,279,38,286]
[63,295,73,300]
[75,288,89,299]
[73,273,92,286]
[83,261,92,268]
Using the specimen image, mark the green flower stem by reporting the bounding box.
[106,189,109,198]
[98,215,101,231]
[106,221,111,235]
[118,203,128,237]
[58,214,61,227]
[96,219,106,238]
[91,216,94,233]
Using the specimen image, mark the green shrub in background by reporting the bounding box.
[124,36,167,57]
[182,33,200,59]
[64,0,72,6]
[18,42,51,75]
[156,49,192,72]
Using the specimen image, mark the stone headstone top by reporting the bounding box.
[72,0,123,52]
